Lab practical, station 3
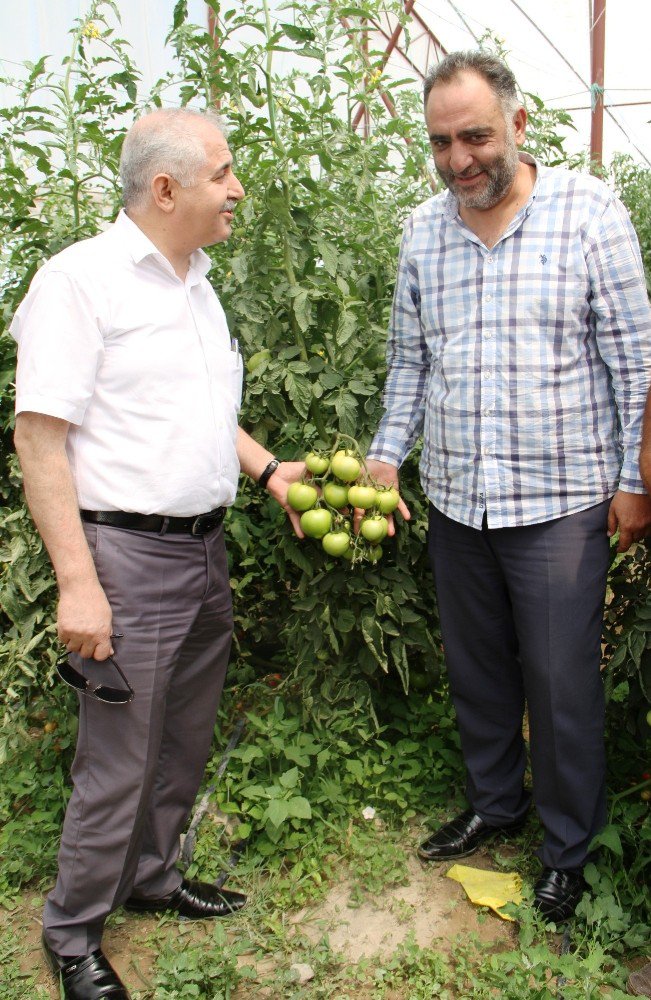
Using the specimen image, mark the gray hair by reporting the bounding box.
[120,107,227,210]
[423,51,521,120]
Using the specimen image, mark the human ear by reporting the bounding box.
[513,106,527,146]
[150,173,177,213]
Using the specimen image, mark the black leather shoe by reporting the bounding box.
[533,867,587,923]
[418,807,526,861]
[42,933,130,999]
[124,878,247,919]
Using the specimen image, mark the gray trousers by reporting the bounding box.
[43,522,233,955]
[427,500,610,870]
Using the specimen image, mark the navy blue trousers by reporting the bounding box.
[427,500,610,869]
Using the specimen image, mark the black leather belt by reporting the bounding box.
[80,507,226,536]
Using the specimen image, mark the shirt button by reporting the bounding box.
[483,407,493,416]
[486,293,493,302]
[487,256,494,263]
[483,448,492,457]
[484,330,492,338]
[484,370,492,378]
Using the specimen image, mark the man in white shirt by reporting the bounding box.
[12,108,303,1000]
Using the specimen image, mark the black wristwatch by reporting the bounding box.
[258,457,280,489]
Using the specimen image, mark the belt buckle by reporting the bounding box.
[191,510,221,535]
[191,515,206,536]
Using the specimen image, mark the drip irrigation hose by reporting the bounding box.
[556,926,572,997]
[181,716,247,875]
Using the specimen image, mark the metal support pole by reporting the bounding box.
[207,4,221,109]
[590,0,606,171]
[351,0,416,130]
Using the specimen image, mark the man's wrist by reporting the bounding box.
[258,458,280,489]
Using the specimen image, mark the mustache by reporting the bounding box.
[222,200,238,212]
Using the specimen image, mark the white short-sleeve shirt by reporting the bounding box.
[11,210,243,516]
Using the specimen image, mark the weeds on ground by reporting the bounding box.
[0,919,49,999]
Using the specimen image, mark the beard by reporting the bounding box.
[437,137,521,210]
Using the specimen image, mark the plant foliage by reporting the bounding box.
[0,7,648,985]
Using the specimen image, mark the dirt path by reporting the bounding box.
[5,844,516,998]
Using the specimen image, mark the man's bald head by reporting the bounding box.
[120,108,227,211]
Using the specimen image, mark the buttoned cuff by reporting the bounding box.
[619,456,646,494]
[366,438,407,468]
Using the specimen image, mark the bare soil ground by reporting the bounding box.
[4,845,516,998]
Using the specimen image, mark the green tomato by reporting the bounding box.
[347,484,378,510]
[322,530,351,557]
[330,450,361,483]
[410,671,430,692]
[246,348,271,374]
[367,544,383,562]
[287,482,318,512]
[300,508,332,538]
[323,482,349,508]
[360,516,389,543]
[305,452,330,475]
[375,487,400,514]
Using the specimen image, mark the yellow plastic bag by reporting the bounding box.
[446,864,523,921]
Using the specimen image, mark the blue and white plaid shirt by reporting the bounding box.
[368,155,651,528]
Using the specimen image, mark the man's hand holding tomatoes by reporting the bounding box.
[355,459,411,536]
[236,428,306,538]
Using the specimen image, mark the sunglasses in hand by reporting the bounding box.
[56,637,134,705]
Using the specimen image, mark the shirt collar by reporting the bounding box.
[113,209,212,281]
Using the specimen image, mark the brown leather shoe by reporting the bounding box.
[42,933,130,999]
[124,878,246,919]
[418,807,526,861]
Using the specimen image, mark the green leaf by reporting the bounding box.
[265,799,290,828]
[316,238,338,277]
[334,392,358,437]
[286,795,312,819]
[278,766,300,788]
[336,309,357,346]
[280,23,316,43]
[284,370,312,419]
[292,289,311,332]
[590,824,623,856]
[361,614,387,670]
[231,255,248,284]
[171,0,188,31]
[629,629,645,667]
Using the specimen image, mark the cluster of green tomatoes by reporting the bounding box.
[287,446,400,563]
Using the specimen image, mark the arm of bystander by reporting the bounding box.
[14,411,114,660]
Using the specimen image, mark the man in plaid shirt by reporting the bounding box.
[366,51,651,922]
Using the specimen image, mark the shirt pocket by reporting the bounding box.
[226,349,243,412]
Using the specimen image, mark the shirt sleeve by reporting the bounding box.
[586,195,651,493]
[367,216,430,466]
[11,267,105,425]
